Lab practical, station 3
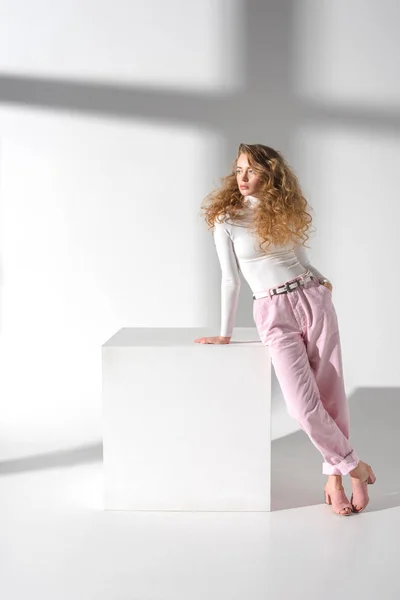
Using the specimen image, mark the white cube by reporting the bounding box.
[102,327,271,511]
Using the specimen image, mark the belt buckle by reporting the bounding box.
[286,281,298,293]
[268,278,303,297]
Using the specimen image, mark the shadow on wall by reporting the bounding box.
[0,0,319,334]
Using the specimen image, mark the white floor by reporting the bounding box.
[2,390,399,600]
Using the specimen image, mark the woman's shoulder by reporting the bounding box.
[214,211,251,227]
[213,215,231,229]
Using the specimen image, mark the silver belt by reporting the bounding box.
[252,270,316,300]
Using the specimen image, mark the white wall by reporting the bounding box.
[1,0,399,456]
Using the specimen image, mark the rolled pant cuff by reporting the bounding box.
[322,450,360,476]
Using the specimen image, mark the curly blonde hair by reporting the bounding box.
[200,143,315,252]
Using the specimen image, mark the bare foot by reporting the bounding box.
[349,460,376,512]
[349,460,376,483]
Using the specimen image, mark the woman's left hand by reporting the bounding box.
[321,281,333,292]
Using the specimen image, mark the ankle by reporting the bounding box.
[349,460,365,478]
[326,474,343,488]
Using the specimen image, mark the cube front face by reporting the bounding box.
[102,339,271,511]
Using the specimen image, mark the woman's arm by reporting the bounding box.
[212,220,242,337]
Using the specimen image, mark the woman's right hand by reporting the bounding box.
[193,336,231,344]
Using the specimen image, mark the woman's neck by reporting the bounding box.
[244,194,259,205]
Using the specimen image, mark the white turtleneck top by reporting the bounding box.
[212,195,328,337]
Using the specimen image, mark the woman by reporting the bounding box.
[194,143,376,516]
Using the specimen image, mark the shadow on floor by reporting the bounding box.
[0,442,103,474]
[1,387,397,514]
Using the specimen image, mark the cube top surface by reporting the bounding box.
[102,327,263,347]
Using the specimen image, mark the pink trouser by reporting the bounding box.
[253,271,360,476]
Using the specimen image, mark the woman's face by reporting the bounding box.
[235,153,262,197]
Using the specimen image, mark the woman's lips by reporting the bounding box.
[240,186,249,189]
